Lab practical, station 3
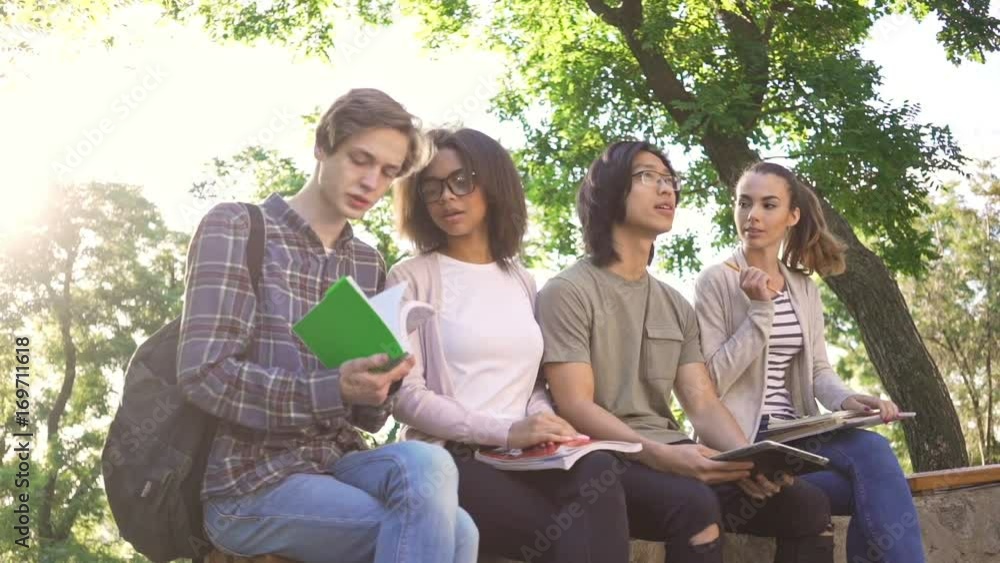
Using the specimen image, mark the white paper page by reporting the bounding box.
[401,301,435,334]
[368,282,407,351]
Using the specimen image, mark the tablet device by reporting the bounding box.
[711,440,830,480]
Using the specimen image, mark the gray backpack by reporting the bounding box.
[102,203,265,562]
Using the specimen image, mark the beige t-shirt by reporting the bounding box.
[537,258,704,444]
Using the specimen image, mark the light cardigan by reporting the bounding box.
[386,252,554,448]
[693,248,858,441]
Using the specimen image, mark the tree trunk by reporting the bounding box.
[37,248,78,541]
[703,132,969,470]
[819,202,968,470]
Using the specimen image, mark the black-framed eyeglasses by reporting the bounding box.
[418,169,477,204]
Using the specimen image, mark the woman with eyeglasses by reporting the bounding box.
[387,128,630,563]
[693,162,923,563]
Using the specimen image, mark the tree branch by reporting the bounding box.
[717,8,769,131]
[584,0,699,128]
[583,0,620,27]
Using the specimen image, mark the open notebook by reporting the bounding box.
[293,278,433,369]
[758,410,916,443]
[475,439,642,471]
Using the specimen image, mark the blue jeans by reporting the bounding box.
[788,429,925,563]
[203,441,479,563]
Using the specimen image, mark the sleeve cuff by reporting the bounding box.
[468,412,518,448]
[748,299,775,315]
[311,368,347,420]
[541,351,591,365]
[830,389,859,411]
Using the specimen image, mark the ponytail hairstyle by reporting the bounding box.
[740,162,847,276]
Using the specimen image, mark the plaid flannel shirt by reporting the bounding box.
[177,193,389,499]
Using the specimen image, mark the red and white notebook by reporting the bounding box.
[474,439,642,471]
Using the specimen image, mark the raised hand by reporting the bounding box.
[739,266,775,302]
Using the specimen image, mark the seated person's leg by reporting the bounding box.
[552,451,630,562]
[329,440,476,563]
[203,472,386,563]
[620,461,724,563]
[454,508,479,563]
[798,469,852,515]
[798,429,924,563]
[715,478,834,563]
[449,449,628,563]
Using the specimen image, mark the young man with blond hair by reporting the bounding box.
[177,88,478,563]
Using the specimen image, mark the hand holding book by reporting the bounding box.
[759,410,916,443]
[841,394,902,422]
[339,353,415,406]
[293,278,434,404]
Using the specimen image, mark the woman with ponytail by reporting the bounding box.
[694,162,925,562]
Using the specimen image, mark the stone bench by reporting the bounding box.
[204,465,1000,563]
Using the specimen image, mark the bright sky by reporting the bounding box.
[2,5,998,298]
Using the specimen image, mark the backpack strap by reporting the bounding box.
[241,203,266,293]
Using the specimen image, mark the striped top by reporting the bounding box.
[762,291,802,420]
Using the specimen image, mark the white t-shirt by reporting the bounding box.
[437,253,544,424]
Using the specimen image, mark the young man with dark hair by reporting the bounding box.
[537,141,834,563]
[177,88,478,563]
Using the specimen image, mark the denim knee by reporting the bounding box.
[455,508,480,547]
[393,442,459,502]
[847,430,893,457]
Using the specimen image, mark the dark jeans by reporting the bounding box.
[449,445,630,563]
[786,429,926,563]
[622,443,834,563]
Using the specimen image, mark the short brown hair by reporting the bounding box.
[396,128,527,271]
[314,88,423,176]
[578,141,677,267]
[738,161,847,276]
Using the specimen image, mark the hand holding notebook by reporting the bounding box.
[338,353,415,405]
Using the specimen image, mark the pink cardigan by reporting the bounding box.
[386,252,554,448]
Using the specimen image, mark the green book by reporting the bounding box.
[293,277,434,369]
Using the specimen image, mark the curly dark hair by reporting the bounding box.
[396,128,527,271]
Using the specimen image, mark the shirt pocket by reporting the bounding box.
[642,325,684,382]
